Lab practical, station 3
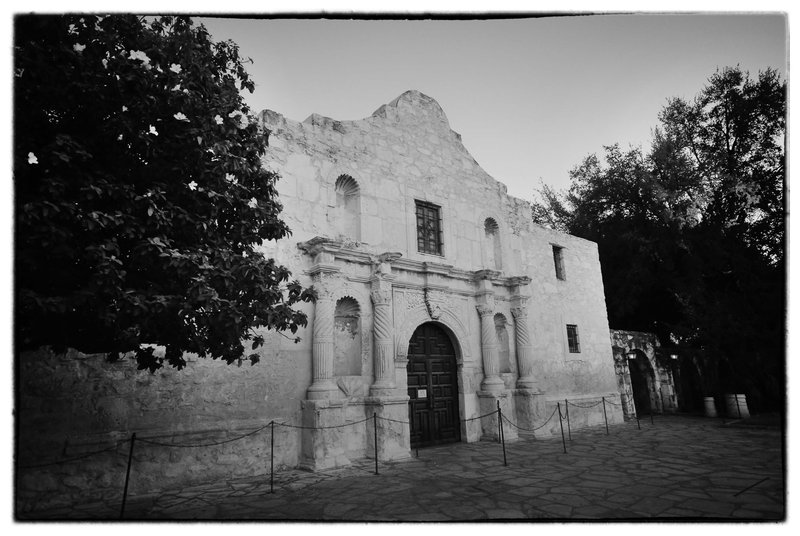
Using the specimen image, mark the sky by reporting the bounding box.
[199,13,787,201]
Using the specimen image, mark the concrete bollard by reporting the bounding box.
[703,396,718,418]
[725,394,750,419]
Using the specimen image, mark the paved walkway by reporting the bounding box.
[24,415,784,521]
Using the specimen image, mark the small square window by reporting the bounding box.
[566,324,581,353]
[415,200,443,255]
[552,245,566,280]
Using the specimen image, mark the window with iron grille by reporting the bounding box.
[415,200,443,255]
[566,324,581,353]
[553,245,566,280]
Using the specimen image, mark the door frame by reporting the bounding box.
[406,321,463,448]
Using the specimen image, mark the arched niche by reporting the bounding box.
[334,174,361,241]
[494,313,512,373]
[334,296,362,376]
[484,217,502,271]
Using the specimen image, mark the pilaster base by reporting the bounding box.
[477,390,518,442]
[299,399,350,471]
[364,396,412,462]
[306,379,342,400]
[513,389,552,439]
[368,380,397,398]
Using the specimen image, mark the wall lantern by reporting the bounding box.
[670,354,678,360]
[626,351,637,360]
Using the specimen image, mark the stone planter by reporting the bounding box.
[703,396,718,417]
[725,393,750,419]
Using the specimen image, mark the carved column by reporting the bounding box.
[307,269,341,400]
[477,303,504,393]
[511,299,537,390]
[370,281,395,396]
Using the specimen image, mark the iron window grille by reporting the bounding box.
[566,324,581,353]
[415,200,443,255]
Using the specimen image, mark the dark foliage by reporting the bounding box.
[15,15,316,371]
[532,67,785,410]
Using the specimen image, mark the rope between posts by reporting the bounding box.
[501,407,558,432]
[137,423,272,448]
[275,416,371,430]
[604,398,623,406]
[463,410,502,423]
[567,399,604,409]
[19,440,129,469]
[377,416,411,425]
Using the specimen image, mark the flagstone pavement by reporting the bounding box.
[21,415,785,522]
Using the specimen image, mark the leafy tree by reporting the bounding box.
[15,15,315,372]
[532,67,785,410]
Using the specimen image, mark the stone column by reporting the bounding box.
[306,267,341,400]
[477,303,504,393]
[369,254,401,397]
[370,284,395,395]
[511,299,537,390]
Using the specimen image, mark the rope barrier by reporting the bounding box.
[500,407,558,433]
[376,416,411,425]
[137,423,272,448]
[274,416,371,430]
[20,440,128,469]
[566,399,605,409]
[22,391,631,513]
[463,410,501,423]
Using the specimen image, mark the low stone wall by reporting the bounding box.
[16,348,305,514]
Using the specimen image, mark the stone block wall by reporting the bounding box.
[260,90,622,430]
[17,90,623,513]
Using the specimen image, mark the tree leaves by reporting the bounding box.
[532,67,785,410]
[15,15,315,371]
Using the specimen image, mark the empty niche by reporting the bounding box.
[484,217,502,270]
[494,313,512,373]
[334,297,362,376]
[334,174,361,241]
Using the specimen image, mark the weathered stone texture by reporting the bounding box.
[18,90,623,512]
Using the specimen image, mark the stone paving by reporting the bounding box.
[20,415,784,521]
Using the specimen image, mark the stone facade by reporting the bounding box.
[17,90,623,512]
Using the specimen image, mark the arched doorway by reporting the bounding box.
[407,322,461,448]
[629,350,655,416]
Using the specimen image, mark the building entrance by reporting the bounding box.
[407,322,461,448]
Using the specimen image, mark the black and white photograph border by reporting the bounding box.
[3,0,797,531]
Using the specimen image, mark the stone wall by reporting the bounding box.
[610,329,679,418]
[260,90,622,425]
[17,339,308,513]
[17,90,623,513]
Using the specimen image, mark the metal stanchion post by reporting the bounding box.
[270,421,275,494]
[557,402,567,454]
[636,411,641,430]
[120,432,136,520]
[565,399,572,441]
[496,400,501,443]
[735,395,742,419]
[498,403,507,466]
[602,397,609,435]
[373,412,379,475]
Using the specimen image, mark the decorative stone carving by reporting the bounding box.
[307,269,342,400]
[511,300,537,390]
[476,303,504,393]
[424,288,445,320]
[370,261,397,397]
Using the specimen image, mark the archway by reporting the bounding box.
[628,349,655,416]
[406,322,461,448]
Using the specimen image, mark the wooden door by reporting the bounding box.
[407,323,461,448]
